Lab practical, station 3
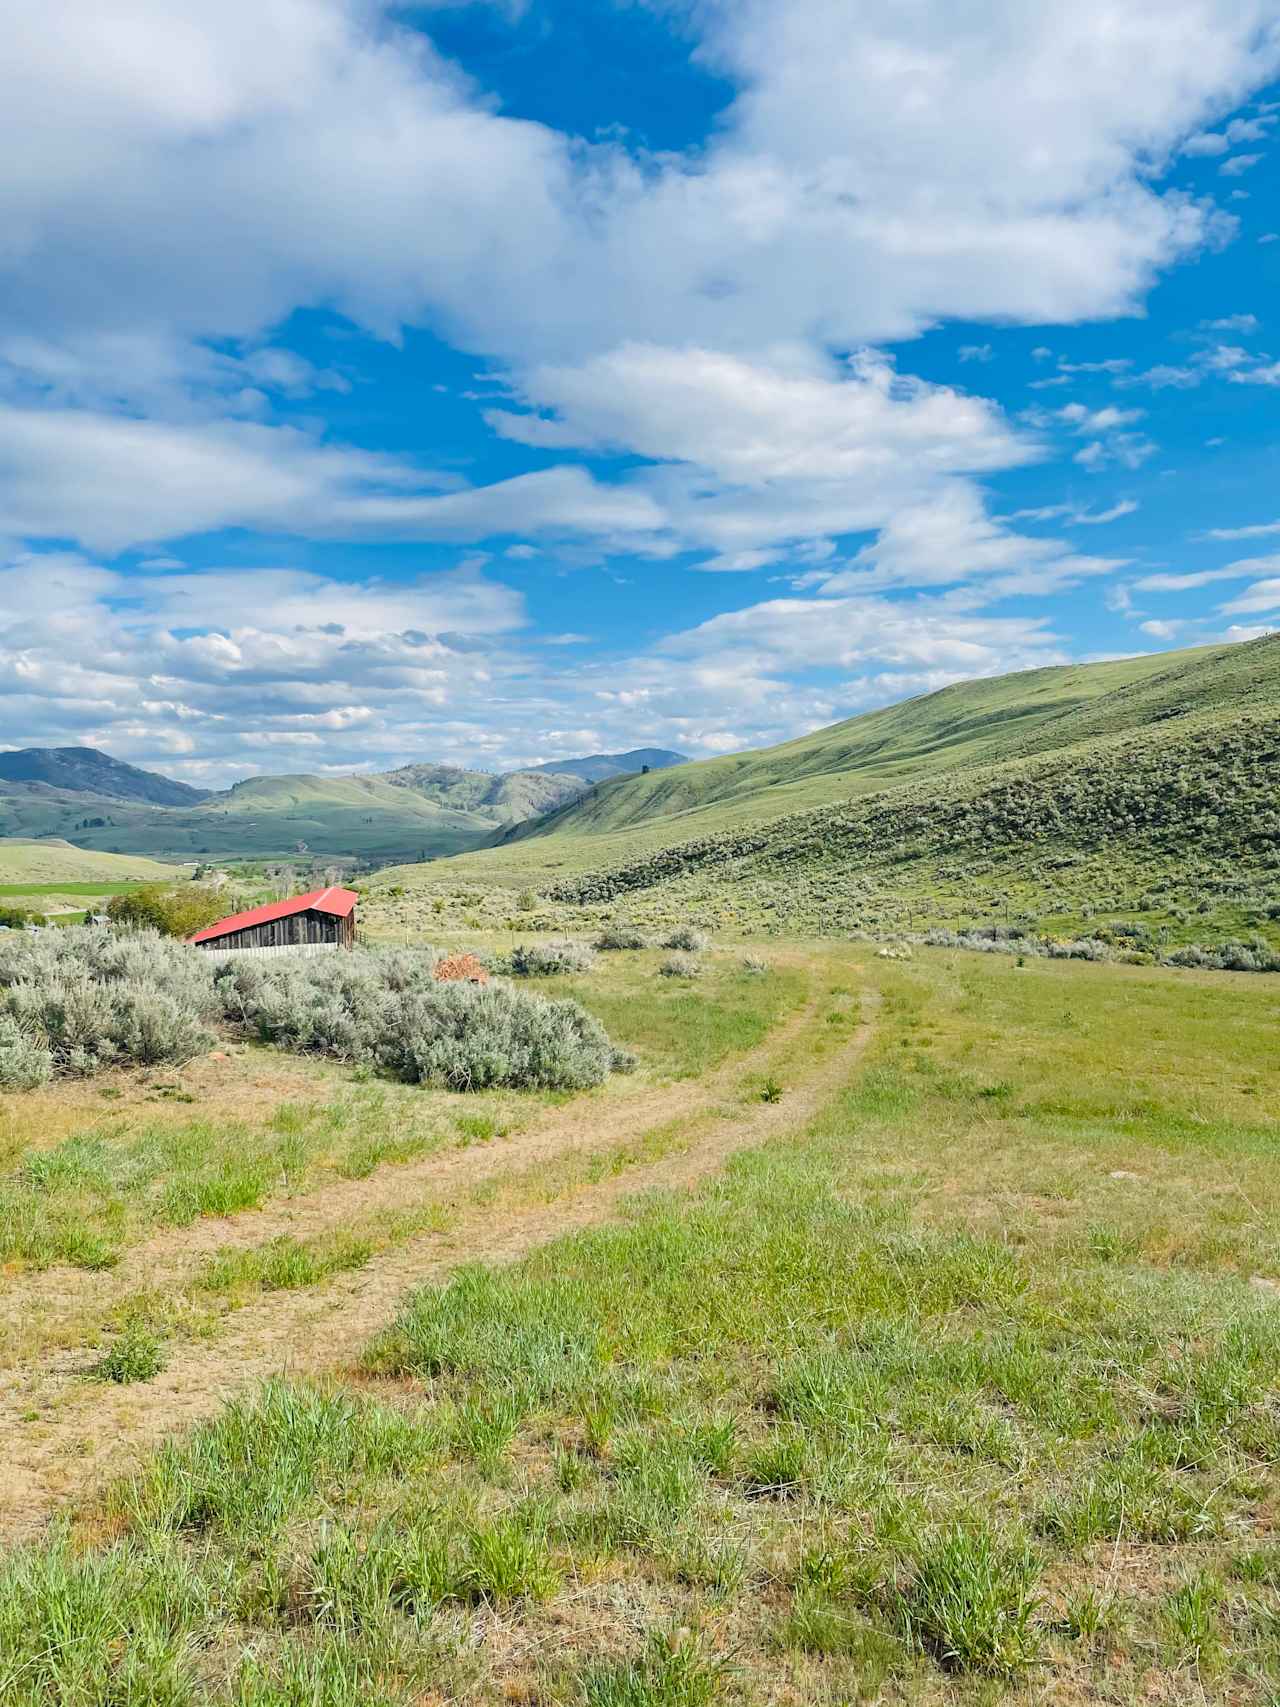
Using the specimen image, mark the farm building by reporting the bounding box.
[188,885,358,959]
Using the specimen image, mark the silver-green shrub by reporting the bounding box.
[381,981,628,1090]
[0,1015,53,1089]
[0,927,218,1076]
[0,932,632,1092]
[662,926,708,952]
[502,940,596,977]
[594,924,650,951]
[659,953,704,979]
[215,946,629,1089]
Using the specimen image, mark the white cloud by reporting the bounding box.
[0,0,1275,380]
[1201,312,1259,331]
[1204,519,1280,540]
[1221,576,1280,614]
[1183,113,1276,153]
[1220,151,1264,174]
[1009,499,1138,526]
[1140,618,1185,638]
[1057,402,1145,433]
[1137,552,1280,591]
[488,346,1031,486]
[958,344,994,363]
[1230,362,1280,386]
[1057,358,1134,375]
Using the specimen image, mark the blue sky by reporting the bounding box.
[1,1,1278,785]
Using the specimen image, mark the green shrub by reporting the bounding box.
[0,927,217,1079]
[218,949,629,1091]
[91,1321,168,1384]
[106,884,231,939]
[662,927,708,952]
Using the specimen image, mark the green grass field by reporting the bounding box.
[2,943,1279,1702]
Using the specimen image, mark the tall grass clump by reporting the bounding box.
[217,948,631,1091]
[0,926,217,1078]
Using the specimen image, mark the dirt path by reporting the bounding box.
[0,982,874,1539]
[0,979,822,1358]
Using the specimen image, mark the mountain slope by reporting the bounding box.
[378,763,586,821]
[497,646,1225,848]
[366,635,1280,949]
[0,748,674,863]
[0,746,209,806]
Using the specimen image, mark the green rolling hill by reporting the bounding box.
[366,635,1280,951]
[0,748,686,865]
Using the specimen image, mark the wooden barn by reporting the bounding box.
[188,886,358,959]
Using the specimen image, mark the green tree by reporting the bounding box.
[105,885,229,938]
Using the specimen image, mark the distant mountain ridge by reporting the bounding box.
[530,748,687,783]
[0,742,688,863]
[0,746,211,807]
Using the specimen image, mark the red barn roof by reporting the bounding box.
[189,885,358,944]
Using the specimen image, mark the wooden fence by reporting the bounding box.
[193,941,341,964]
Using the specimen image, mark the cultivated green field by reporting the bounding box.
[2,942,1280,1702]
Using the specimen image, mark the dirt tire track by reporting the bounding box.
[0,980,874,1538]
[0,971,820,1355]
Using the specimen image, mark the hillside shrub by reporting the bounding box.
[1163,938,1280,973]
[106,884,231,939]
[502,940,596,977]
[594,924,650,951]
[0,934,632,1093]
[662,926,708,952]
[385,982,632,1090]
[660,953,703,979]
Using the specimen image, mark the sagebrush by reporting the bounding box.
[0,930,631,1092]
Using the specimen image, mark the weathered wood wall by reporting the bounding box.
[195,906,356,953]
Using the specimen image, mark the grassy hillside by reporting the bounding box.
[0,775,502,865]
[498,643,1229,847]
[366,636,1280,951]
[0,839,184,886]
[379,763,585,822]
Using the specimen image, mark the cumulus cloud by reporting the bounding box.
[1,1,1278,770]
[2,0,1276,376]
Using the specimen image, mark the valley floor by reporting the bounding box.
[2,943,1280,1702]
